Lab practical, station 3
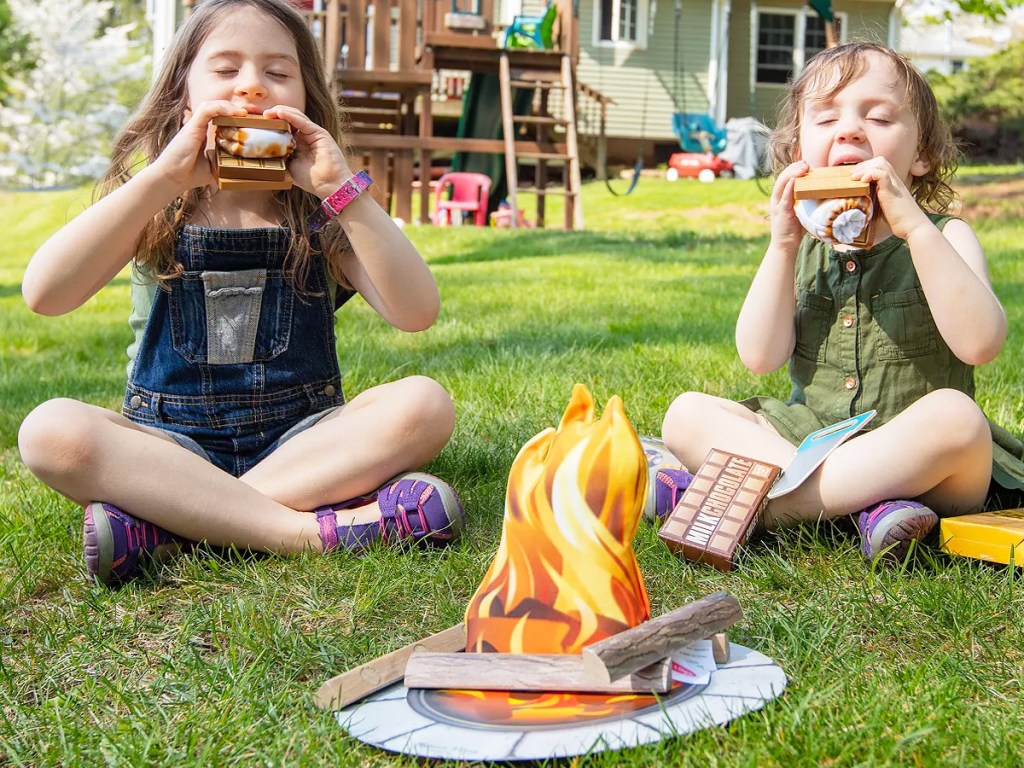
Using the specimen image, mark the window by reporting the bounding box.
[755,10,845,85]
[596,0,647,46]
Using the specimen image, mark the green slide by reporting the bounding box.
[451,73,533,215]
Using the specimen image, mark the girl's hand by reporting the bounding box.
[769,160,809,255]
[850,157,931,241]
[152,101,248,191]
[265,105,352,198]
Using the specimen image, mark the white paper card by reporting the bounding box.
[670,640,718,685]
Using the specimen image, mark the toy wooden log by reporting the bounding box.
[581,591,742,684]
[314,623,466,710]
[405,653,671,694]
[208,115,292,191]
[659,450,781,572]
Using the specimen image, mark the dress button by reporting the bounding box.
[844,377,857,390]
[842,314,854,328]
[845,260,857,272]
[324,384,336,396]
[129,395,142,408]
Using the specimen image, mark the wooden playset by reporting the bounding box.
[182,0,604,229]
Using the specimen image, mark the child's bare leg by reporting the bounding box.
[239,375,456,514]
[19,376,454,554]
[766,389,991,527]
[18,399,321,553]
[662,391,797,470]
[662,388,991,529]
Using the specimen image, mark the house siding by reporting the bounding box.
[576,0,716,142]
[726,0,894,127]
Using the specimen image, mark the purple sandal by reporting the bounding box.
[857,500,938,562]
[83,502,186,586]
[317,472,465,552]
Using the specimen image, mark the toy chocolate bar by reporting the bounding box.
[793,166,876,248]
[209,116,292,191]
[940,508,1024,566]
[658,449,781,571]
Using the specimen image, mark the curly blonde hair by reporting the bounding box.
[96,0,350,289]
[768,42,958,213]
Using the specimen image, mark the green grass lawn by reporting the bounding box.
[2,169,1023,766]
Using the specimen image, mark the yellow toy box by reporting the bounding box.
[940,509,1024,566]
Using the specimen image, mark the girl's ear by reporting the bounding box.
[911,148,931,178]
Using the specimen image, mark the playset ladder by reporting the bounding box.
[498,53,583,230]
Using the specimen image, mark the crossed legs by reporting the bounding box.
[18,375,455,555]
[661,388,992,529]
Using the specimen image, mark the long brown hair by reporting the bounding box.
[97,0,349,288]
[768,42,958,213]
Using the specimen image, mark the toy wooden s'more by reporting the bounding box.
[793,166,877,248]
[208,115,295,191]
[940,509,1024,566]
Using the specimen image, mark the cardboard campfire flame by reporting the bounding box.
[466,384,651,654]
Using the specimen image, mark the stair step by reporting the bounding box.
[516,186,577,197]
[516,151,572,161]
[512,115,568,126]
[509,79,563,90]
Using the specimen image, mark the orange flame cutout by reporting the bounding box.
[466,384,651,654]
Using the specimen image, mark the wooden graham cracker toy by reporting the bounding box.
[940,509,1024,566]
[793,166,877,248]
[658,450,781,572]
[208,115,294,191]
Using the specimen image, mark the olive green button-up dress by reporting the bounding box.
[744,215,1024,505]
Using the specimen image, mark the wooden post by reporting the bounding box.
[372,0,390,71]
[499,54,519,228]
[325,0,340,75]
[581,592,742,684]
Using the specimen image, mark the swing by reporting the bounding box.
[603,50,651,197]
[666,0,732,180]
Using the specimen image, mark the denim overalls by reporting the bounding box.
[122,226,347,477]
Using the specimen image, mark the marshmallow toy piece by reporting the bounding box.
[216,126,296,159]
[794,196,873,245]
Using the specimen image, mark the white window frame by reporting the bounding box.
[593,0,649,49]
[753,7,848,87]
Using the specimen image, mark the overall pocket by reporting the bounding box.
[871,288,938,361]
[794,290,833,362]
[169,269,294,364]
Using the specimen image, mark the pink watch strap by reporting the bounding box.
[308,170,373,232]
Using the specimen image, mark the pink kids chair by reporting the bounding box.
[433,172,492,226]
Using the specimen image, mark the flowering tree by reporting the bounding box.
[0,0,147,188]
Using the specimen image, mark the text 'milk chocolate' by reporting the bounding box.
[658,449,781,571]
